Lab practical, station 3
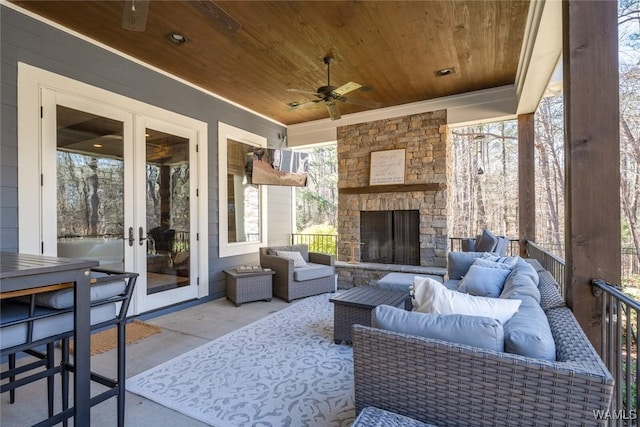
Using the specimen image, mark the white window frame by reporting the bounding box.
[218,122,268,257]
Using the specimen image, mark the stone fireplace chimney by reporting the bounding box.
[337,110,448,268]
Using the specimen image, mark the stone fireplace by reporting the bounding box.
[337,110,449,268]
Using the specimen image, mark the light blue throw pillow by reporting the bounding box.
[457,262,511,297]
[480,253,519,268]
[372,305,505,352]
[447,251,490,280]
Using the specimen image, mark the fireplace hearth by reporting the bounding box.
[360,210,419,265]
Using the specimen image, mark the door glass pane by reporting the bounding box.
[56,105,125,270]
[146,129,190,295]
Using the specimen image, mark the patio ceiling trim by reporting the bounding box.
[286,85,518,147]
[514,0,563,115]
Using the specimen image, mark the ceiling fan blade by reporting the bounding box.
[286,99,321,111]
[341,97,383,109]
[326,101,341,121]
[122,0,149,32]
[286,88,322,98]
[332,81,362,97]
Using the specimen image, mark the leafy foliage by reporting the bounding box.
[295,146,337,230]
[297,224,337,255]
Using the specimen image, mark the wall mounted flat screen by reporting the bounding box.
[250,148,309,187]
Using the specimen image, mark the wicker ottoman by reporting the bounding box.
[353,406,438,427]
[224,269,274,307]
[329,286,409,344]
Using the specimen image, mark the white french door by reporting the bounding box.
[133,116,201,312]
[18,65,208,315]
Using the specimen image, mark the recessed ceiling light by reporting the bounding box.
[435,68,455,77]
[167,32,187,45]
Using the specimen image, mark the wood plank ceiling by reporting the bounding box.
[10,1,531,126]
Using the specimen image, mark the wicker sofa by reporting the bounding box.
[259,244,335,302]
[352,258,614,426]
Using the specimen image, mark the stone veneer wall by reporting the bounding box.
[337,110,449,268]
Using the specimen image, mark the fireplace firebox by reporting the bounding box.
[360,210,419,265]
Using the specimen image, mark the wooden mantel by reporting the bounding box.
[338,183,446,195]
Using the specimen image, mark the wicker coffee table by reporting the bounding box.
[330,286,410,344]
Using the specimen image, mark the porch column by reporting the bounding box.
[518,113,535,257]
[563,0,621,347]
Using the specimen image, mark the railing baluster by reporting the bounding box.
[290,233,338,257]
[593,279,639,425]
[625,302,632,422]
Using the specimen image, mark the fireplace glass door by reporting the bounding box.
[360,210,419,265]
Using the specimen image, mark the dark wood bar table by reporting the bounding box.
[0,252,98,425]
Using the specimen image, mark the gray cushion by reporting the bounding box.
[512,258,540,285]
[493,236,510,257]
[275,250,308,267]
[457,263,511,297]
[480,253,518,268]
[265,244,309,261]
[18,279,126,309]
[500,269,541,303]
[443,279,461,290]
[447,251,492,280]
[372,305,505,352]
[0,301,116,351]
[476,229,499,252]
[503,297,556,361]
[374,272,443,294]
[292,263,333,281]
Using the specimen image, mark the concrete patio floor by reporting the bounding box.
[1,296,292,426]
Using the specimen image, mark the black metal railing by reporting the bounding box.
[534,243,640,284]
[593,279,639,425]
[291,233,338,256]
[448,237,520,256]
[526,240,566,297]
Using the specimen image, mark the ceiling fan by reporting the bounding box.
[287,56,381,121]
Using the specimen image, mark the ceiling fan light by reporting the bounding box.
[435,67,455,77]
[167,32,187,45]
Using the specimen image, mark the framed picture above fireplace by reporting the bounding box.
[369,149,406,186]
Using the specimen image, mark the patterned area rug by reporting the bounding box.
[126,293,355,426]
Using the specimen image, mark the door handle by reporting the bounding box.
[139,227,147,246]
[128,227,135,247]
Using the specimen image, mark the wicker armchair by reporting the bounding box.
[259,244,335,302]
[352,263,613,426]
